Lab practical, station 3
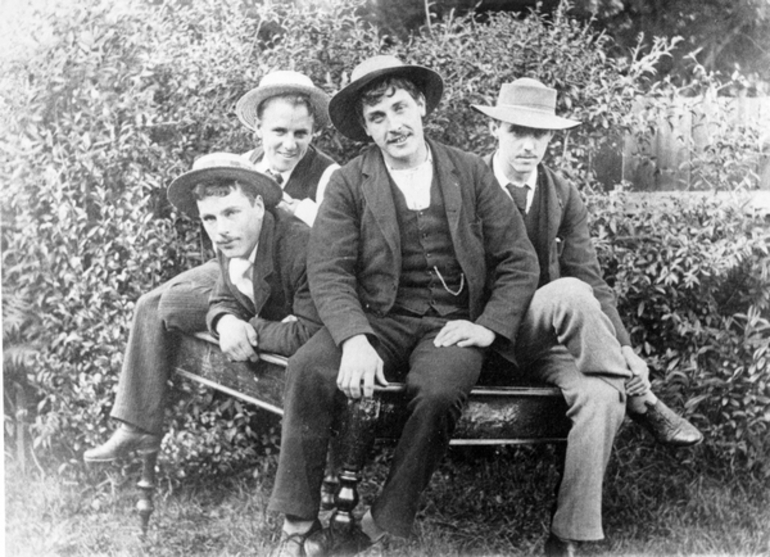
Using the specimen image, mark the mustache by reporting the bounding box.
[386,128,411,143]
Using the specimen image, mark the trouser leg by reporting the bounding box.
[111,260,219,435]
[516,278,629,387]
[531,348,625,541]
[268,328,348,519]
[371,317,484,538]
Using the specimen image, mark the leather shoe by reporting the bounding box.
[629,399,703,447]
[83,425,160,462]
[544,533,579,557]
[304,522,373,557]
[270,520,322,557]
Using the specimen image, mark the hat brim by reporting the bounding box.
[236,84,331,131]
[329,65,444,142]
[167,167,283,218]
[471,105,580,130]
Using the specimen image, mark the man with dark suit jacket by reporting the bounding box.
[267,55,540,557]
[472,78,702,556]
[84,71,336,462]
[165,153,322,361]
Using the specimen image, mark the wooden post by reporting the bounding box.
[328,397,379,529]
[136,450,158,538]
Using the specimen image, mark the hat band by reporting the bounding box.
[498,102,556,115]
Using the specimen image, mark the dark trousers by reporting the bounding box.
[268,312,485,538]
[111,260,220,434]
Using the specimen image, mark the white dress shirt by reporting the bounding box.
[228,244,258,304]
[386,145,434,211]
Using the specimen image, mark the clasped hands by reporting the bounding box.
[337,320,495,400]
[216,313,298,362]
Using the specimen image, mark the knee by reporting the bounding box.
[542,278,594,307]
[285,339,339,394]
[409,381,468,419]
[568,380,624,424]
[133,288,163,318]
[535,278,600,322]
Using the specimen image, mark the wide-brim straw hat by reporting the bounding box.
[471,78,580,130]
[236,70,331,131]
[329,55,444,142]
[167,152,282,217]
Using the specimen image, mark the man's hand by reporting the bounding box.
[216,314,259,362]
[277,194,300,215]
[337,334,388,399]
[433,320,495,348]
[622,345,651,396]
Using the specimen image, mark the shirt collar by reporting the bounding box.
[492,151,538,190]
[254,157,295,187]
[386,143,433,175]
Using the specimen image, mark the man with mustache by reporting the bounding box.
[473,78,702,556]
[267,55,540,557]
[84,71,337,462]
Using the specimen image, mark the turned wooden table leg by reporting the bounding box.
[329,396,379,529]
[321,443,340,510]
[136,450,158,538]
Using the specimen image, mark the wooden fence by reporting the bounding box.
[593,95,770,191]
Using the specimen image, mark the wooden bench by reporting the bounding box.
[134,332,571,534]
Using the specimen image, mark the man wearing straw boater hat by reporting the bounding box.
[267,55,540,557]
[473,78,702,556]
[84,70,336,463]
[166,152,321,359]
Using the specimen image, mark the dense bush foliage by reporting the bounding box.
[590,194,770,475]
[1,0,767,479]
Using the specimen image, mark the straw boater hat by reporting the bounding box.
[167,152,282,217]
[328,55,444,142]
[236,70,331,131]
[471,78,580,130]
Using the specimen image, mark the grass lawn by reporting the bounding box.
[5,427,769,556]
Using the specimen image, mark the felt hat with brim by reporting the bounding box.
[329,55,444,142]
[472,78,580,130]
[167,152,282,218]
[236,70,331,131]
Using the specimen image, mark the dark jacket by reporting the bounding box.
[308,138,540,348]
[245,145,337,201]
[206,209,322,356]
[485,154,630,346]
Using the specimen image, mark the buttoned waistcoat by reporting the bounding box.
[309,138,540,348]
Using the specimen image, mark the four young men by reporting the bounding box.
[86,59,702,557]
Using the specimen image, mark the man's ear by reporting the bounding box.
[488,120,500,134]
[253,194,265,210]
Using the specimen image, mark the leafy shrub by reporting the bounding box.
[589,192,770,475]
[1,0,766,481]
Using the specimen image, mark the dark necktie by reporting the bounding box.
[265,169,284,186]
[506,184,529,214]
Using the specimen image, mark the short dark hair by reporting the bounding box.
[192,179,258,204]
[356,76,423,122]
[257,93,316,123]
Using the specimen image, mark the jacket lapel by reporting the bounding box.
[360,147,400,256]
[540,166,564,245]
[250,211,276,314]
[430,140,462,238]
